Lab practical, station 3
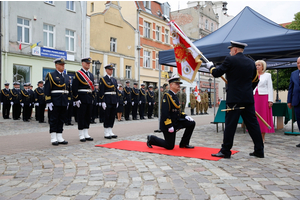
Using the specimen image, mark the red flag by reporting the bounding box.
[169,21,202,83]
[18,38,22,50]
[194,86,201,102]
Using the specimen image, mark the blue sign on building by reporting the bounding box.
[40,47,67,59]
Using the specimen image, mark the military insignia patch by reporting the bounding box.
[163,99,166,102]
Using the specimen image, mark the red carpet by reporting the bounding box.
[95,140,238,161]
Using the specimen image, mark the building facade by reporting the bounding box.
[1,1,89,88]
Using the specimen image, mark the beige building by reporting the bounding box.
[89,1,137,85]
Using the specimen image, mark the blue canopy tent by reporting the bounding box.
[159,6,300,71]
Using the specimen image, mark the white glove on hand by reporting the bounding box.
[185,115,194,121]
[139,101,141,105]
[205,61,214,70]
[1,102,3,105]
[132,102,134,106]
[10,102,14,105]
[75,100,81,108]
[73,102,76,106]
[67,103,69,110]
[47,103,53,111]
[124,101,127,105]
[35,103,39,106]
[168,127,174,133]
[102,102,107,110]
[99,102,102,107]
[29,103,31,107]
[20,103,24,107]
[116,102,119,108]
[149,102,151,106]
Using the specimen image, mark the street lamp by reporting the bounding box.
[95,60,102,84]
[168,70,173,78]
[208,78,212,108]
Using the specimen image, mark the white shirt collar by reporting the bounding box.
[170,89,176,95]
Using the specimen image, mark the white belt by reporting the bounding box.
[78,89,92,93]
[51,90,69,94]
[105,92,116,95]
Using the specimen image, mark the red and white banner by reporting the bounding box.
[169,20,202,83]
[194,86,201,103]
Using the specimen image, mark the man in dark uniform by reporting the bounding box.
[208,41,264,158]
[99,64,119,139]
[147,76,196,150]
[28,83,35,119]
[90,83,99,124]
[65,77,74,126]
[72,57,94,142]
[0,82,12,119]
[34,80,46,123]
[20,83,31,122]
[139,83,146,120]
[44,58,70,146]
[11,82,22,120]
[153,87,159,117]
[123,80,132,121]
[147,85,154,119]
[131,82,139,120]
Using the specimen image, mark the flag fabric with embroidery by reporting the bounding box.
[169,21,202,83]
[194,86,201,103]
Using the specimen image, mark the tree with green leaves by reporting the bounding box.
[269,12,300,95]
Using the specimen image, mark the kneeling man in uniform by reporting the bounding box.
[146,76,196,150]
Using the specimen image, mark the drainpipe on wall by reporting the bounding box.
[137,8,142,85]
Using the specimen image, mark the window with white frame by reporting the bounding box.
[110,37,117,52]
[205,19,208,30]
[17,17,30,43]
[43,24,54,48]
[156,53,159,70]
[44,1,54,5]
[211,23,214,32]
[144,1,151,10]
[156,26,160,41]
[165,29,169,44]
[144,21,151,39]
[126,66,131,79]
[66,1,75,11]
[144,50,151,68]
[165,65,169,72]
[65,29,75,52]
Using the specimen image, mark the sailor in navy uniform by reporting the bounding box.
[72,57,94,142]
[139,83,146,120]
[20,83,31,122]
[34,80,46,123]
[0,82,12,119]
[90,83,99,124]
[131,82,139,120]
[99,64,119,139]
[11,82,22,120]
[207,41,264,158]
[44,58,70,146]
[146,76,196,150]
[123,80,132,121]
[147,85,154,119]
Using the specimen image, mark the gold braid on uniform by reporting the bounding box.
[1,90,9,97]
[210,67,216,74]
[10,90,18,97]
[101,77,114,89]
[35,88,44,96]
[124,87,130,94]
[165,93,180,109]
[48,73,66,87]
[252,71,259,83]
[21,90,29,98]
[132,88,139,96]
[118,92,122,97]
[140,89,146,96]
[147,91,153,98]
[75,72,88,85]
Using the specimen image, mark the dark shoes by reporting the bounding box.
[80,138,86,142]
[85,137,94,141]
[104,136,112,139]
[296,143,300,147]
[58,140,68,145]
[52,141,59,146]
[249,152,264,158]
[179,144,194,149]
[147,135,152,148]
[211,151,231,158]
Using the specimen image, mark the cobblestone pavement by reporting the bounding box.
[1,109,300,200]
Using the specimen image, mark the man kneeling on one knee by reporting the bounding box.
[147,76,196,150]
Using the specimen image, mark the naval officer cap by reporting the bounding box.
[133,82,138,85]
[13,82,20,85]
[37,80,43,84]
[104,64,114,70]
[4,82,10,86]
[228,41,248,49]
[125,80,130,84]
[168,75,183,84]
[81,57,92,63]
[141,83,145,86]
[54,58,66,64]
[148,85,153,88]
[118,84,123,87]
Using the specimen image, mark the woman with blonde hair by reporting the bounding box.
[254,60,275,142]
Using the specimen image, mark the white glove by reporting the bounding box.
[149,102,151,106]
[205,61,214,69]
[102,102,107,110]
[139,101,141,104]
[47,103,53,111]
[75,100,81,108]
[20,103,24,107]
[67,103,69,109]
[168,127,174,133]
[10,102,14,105]
[99,102,102,107]
[35,103,39,106]
[185,115,194,121]
[116,102,119,108]
[132,102,134,106]
[29,103,31,107]
[124,101,127,105]
[73,102,76,106]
